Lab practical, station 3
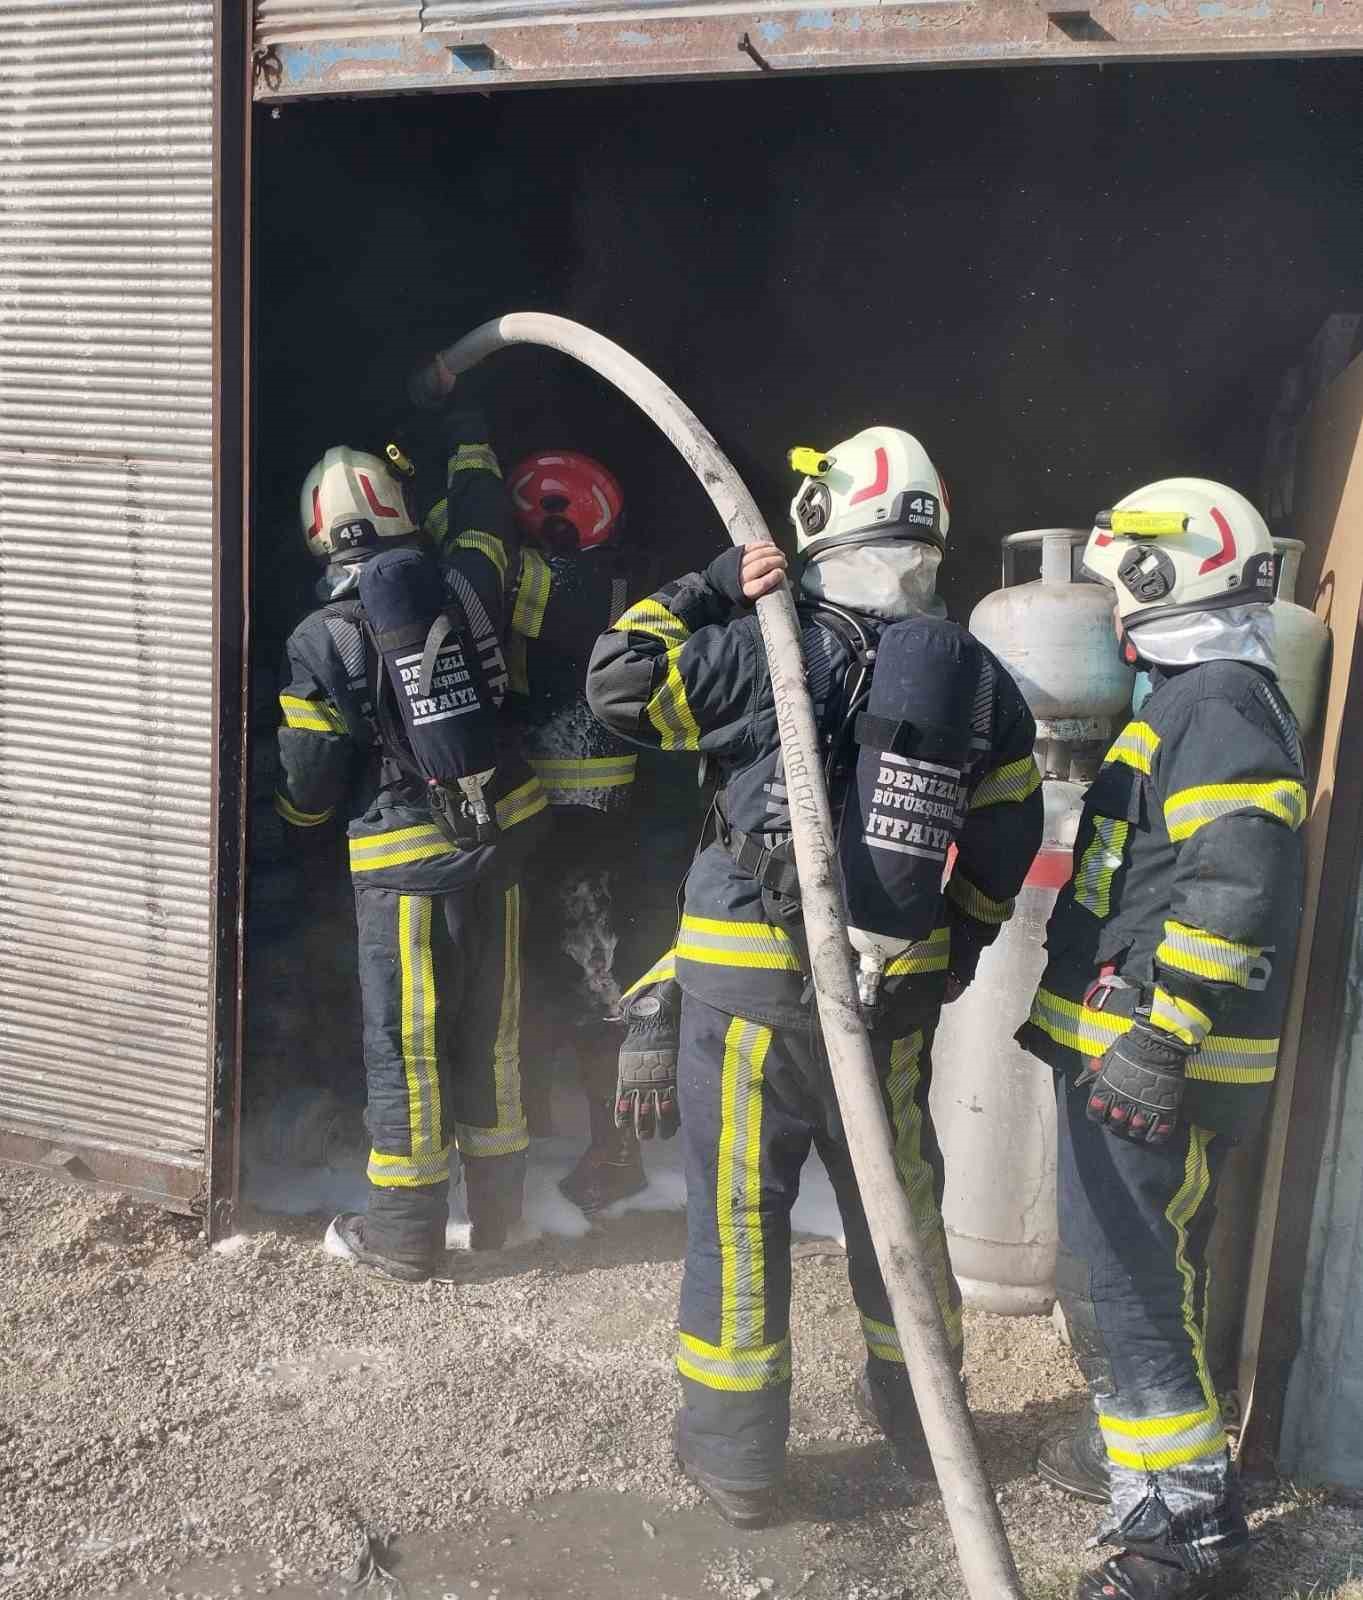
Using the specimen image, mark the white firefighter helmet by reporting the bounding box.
[300,446,419,564]
[1082,477,1275,624]
[788,426,949,560]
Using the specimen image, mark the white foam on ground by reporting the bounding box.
[245,1089,847,1251]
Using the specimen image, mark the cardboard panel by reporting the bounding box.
[1240,349,1363,1465]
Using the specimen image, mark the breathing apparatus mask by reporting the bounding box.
[799,539,945,623]
[1127,604,1278,712]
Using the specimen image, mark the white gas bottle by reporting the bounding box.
[1271,537,1330,738]
[930,780,1082,1315]
[970,529,1133,724]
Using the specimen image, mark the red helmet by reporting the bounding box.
[509,451,624,553]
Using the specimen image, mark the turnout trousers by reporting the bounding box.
[354,871,529,1262]
[675,992,962,1490]
[519,808,623,1132]
[1056,1076,1247,1567]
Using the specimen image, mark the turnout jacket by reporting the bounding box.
[586,547,1043,1031]
[275,419,549,892]
[500,546,642,813]
[1018,658,1308,1138]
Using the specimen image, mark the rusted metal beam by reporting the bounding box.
[252,0,1363,100]
[0,1127,205,1215]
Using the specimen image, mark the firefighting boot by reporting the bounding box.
[673,1417,775,1530]
[1076,1549,1249,1600]
[558,1098,647,1215]
[463,1150,527,1251]
[1037,1411,1110,1503]
[324,1212,438,1284]
[853,1368,934,1477]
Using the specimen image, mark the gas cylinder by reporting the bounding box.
[929,529,1135,1315]
[930,781,1081,1315]
[969,530,1132,726]
[1270,537,1330,738]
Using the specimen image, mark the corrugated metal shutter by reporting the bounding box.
[0,1,217,1200]
[255,1,422,42]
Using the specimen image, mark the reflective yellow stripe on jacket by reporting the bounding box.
[646,653,701,751]
[452,443,501,478]
[1156,920,1260,988]
[348,780,547,873]
[676,915,802,972]
[884,924,950,976]
[969,755,1041,811]
[1105,720,1160,775]
[274,793,334,828]
[280,693,346,735]
[1150,985,1213,1047]
[945,870,1014,927]
[622,948,678,1000]
[453,530,507,581]
[1163,779,1308,842]
[1073,817,1129,919]
[511,549,552,638]
[613,596,691,649]
[528,754,637,799]
[1027,987,1278,1084]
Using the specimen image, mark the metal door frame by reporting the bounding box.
[205,0,252,1242]
[250,0,1363,102]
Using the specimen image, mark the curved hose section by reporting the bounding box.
[421,315,1023,1600]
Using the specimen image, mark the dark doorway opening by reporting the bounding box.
[241,56,1363,1210]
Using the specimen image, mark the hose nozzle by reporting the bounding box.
[788,446,834,478]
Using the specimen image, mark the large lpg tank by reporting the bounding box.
[968,529,1133,725]
[1271,537,1330,738]
[931,780,1082,1314]
[930,528,1135,1315]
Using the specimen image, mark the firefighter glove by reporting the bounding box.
[1082,1014,1192,1146]
[615,993,680,1140]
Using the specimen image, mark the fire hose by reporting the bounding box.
[413,314,1025,1599]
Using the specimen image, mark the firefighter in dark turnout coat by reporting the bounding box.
[276,422,549,1281]
[499,450,655,1212]
[1018,479,1308,1600]
[587,428,1043,1527]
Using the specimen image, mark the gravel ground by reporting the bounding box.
[0,1166,1360,1600]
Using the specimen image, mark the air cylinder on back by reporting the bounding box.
[359,545,501,840]
[840,617,980,1003]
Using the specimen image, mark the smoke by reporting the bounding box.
[558,865,622,1015]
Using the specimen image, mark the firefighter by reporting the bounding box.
[586,428,1043,1527]
[1017,480,1308,1600]
[497,448,655,1212]
[275,418,549,1282]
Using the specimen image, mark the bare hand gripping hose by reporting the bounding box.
[419,314,1024,1599]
